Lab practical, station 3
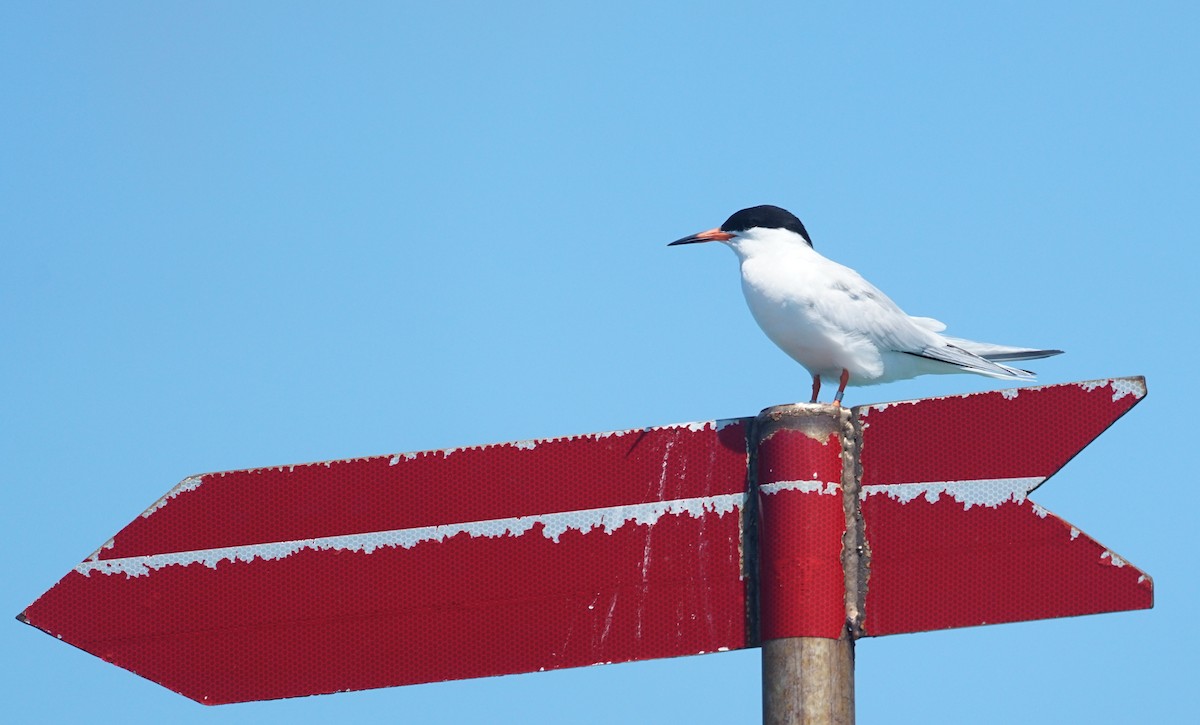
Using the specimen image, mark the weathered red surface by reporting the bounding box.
[856,378,1145,487]
[755,427,846,640]
[19,377,1152,705]
[860,491,1152,634]
[21,421,753,704]
[855,378,1152,635]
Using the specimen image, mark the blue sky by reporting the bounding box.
[3,2,1195,722]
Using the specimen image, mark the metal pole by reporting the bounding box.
[755,404,861,725]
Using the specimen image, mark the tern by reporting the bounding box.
[669,205,1062,405]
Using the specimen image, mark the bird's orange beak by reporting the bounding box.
[668,228,734,246]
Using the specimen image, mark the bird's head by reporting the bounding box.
[668,205,813,251]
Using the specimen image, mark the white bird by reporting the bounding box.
[669,205,1062,405]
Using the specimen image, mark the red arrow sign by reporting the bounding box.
[20,421,754,704]
[855,377,1152,635]
[19,377,1151,705]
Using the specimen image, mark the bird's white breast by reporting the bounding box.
[730,232,897,381]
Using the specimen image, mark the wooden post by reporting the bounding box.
[762,635,855,725]
[754,403,861,725]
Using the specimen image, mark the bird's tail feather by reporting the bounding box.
[905,343,1047,380]
[980,348,1064,362]
[941,336,1064,363]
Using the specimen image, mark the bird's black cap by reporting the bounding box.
[720,205,812,246]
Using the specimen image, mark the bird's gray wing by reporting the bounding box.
[810,267,944,351]
[811,265,1039,380]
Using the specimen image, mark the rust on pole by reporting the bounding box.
[753,403,863,725]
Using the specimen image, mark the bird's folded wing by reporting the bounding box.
[814,273,943,351]
[811,267,1036,380]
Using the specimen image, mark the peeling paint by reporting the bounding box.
[1108,378,1146,401]
[84,538,116,562]
[860,476,1045,509]
[430,420,735,460]
[1100,550,1127,568]
[216,418,743,481]
[76,491,748,578]
[760,480,840,496]
[1078,377,1146,402]
[139,476,205,519]
[857,398,922,414]
[599,592,618,644]
[858,376,1145,417]
[1070,527,1081,540]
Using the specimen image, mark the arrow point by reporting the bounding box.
[1073,376,1147,402]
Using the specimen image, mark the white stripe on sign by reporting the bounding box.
[861,476,1045,509]
[77,477,1046,579]
[759,480,840,495]
[77,491,749,579]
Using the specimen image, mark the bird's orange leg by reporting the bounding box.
[810,374,821,404]
[833,369,850,407]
